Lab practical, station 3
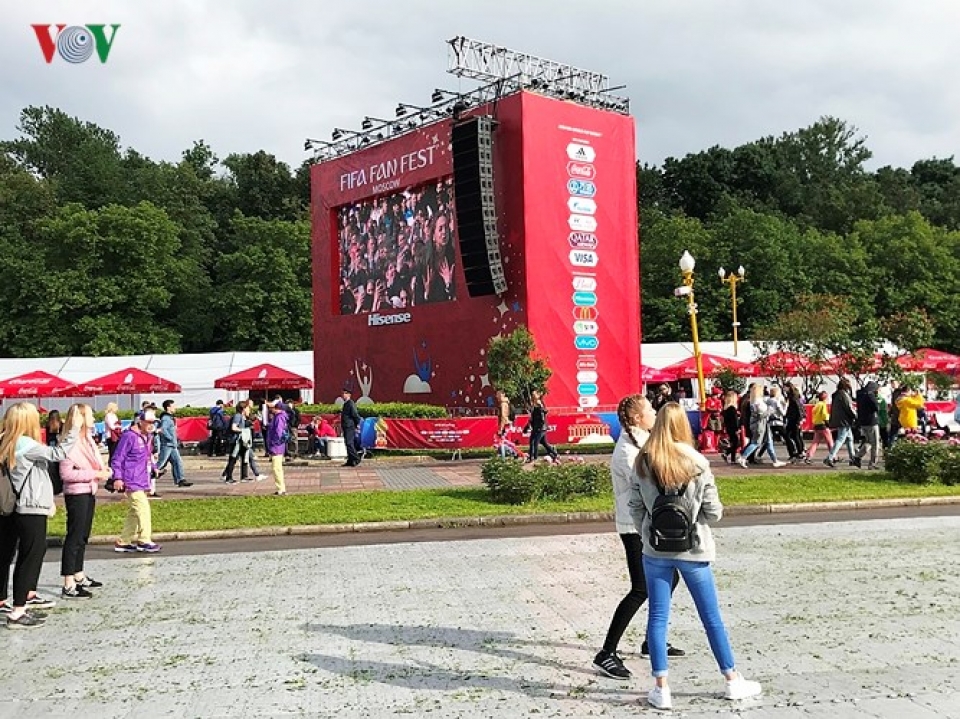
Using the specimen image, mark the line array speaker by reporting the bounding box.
[451,116,506,296]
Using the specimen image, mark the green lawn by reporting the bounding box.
[46,471,960,538]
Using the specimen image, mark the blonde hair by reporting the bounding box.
[749,383,765,404]
[723,390,739,409]
[0,402,42,469]
[61,403,95,440]
[105,402,119,414]
[636,402,696,490]
[617,394,652,449]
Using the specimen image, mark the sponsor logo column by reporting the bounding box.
[565,141,600,409]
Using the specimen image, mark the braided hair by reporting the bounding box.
[617,393,651,449]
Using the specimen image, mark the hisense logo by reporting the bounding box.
[367,312,412,327]
[32,24,121,64]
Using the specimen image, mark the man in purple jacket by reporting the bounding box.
[111,410,162,553]
[266,401,288,496]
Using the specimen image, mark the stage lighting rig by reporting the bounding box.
[361,116,390,131]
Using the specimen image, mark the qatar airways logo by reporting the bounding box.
[367,312,412,327]
[340,145,439,191]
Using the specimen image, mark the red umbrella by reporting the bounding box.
[756,351,829,376]
[0,370,82,398]
[76,367,182,394]
[214,363,313,391]
[641,365,678,383]
[897,348,960,373]
[660,354,760,379]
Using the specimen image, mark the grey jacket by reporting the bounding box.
[611,427,650,534]
[6,437,70,516]
[628,442,723,562]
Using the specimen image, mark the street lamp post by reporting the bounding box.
[677,251,707,408]
[718,265,746,356]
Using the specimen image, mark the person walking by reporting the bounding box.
[266,401,288,495]
[111,410,162,553]
[524,391,559,463]
[340,388,362,467]
[824,378,858,468]
[631,402,762,710]
[856,382,881,470]
[495,389,512,457]
[156,400,191,488]
[805,391,834,460]
[0,402,73,628]
[721,391,741,464]
[783,385,807,463]
[103,402,122,463]
[59,404,111,599]
[593,395,683,681]
[738,384,785,468]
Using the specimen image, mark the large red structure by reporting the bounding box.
[311,90,640,412]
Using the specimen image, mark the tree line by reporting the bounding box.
[1,107,958,358]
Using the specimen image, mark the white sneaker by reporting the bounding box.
[725,675,762,700]
[737,457,749,469]
[772,461,786,468]
[255,475,266,482]
[648,685,672,709]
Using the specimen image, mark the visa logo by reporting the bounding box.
[569,250,599,267]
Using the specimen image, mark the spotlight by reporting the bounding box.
[431,89,444,103]
[396,103,406,117]
[361,136,371,145]
[451,100,468,118]
[375,132,384,140]
[407,120,416,130]
[304,140,313,151]
[361,118,373,130]
[392,124,402,135]
[331,129,342,140]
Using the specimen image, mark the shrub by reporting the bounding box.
[481,457,610,504]
[885,436,948,484]
[938,440,960,486]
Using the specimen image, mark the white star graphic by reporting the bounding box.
[496,300,509,316]
[480,374,491,389]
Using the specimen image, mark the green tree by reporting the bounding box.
[486,326,553,410]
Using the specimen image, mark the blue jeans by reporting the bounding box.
[156,444,184,483]
[827,426,855,462]
[643,555,736,677]
[742,429,778,463]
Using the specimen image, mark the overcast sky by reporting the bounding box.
[4,0,958,172]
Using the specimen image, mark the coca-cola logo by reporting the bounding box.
[567,161,596,179]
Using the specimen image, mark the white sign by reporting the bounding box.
[577,370,599,383]
[568,214,598,232]
[578,395,600,408]
[572,275,597,292]
[567,197,597,215]
[573,320,599,335]
[569,250,599,267]
[566,143,597,162]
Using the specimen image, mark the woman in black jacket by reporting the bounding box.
[784,384,807,463]
[525,391,559,462]
[824,378,859,468]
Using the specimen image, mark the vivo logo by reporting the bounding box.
[575,336,600,350]
[566,143,597,162]
[567,197,597,215]
[367,312,411,327]
[567,179,597,197]
[567,161,596,179]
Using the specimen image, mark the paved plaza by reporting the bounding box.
[3,514,959,717]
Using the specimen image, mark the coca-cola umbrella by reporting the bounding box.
[756,351,830,376]
[897,348,960,373]
[214,363,313,391]
[641,365,679,383]
[76,367,182,395]
[0,370,84,399]
[659,353,760,379]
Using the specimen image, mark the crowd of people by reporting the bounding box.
[337,179,457,314]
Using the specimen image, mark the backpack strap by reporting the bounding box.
[1,461,22,500]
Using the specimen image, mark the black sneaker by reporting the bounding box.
[7,612,46,629]
[62,585,93,599]
[823,457,835,468]
[78,577,103,588]
[176,481,193,488]
[592,649,631,680]
[640,641,686,658]
[849,458,862,468]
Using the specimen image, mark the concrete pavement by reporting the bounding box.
[3,514,959,717]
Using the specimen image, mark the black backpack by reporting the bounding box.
[649,481,695,553]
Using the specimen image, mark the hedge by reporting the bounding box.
[480,456,611,504]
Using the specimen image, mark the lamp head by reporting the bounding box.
[679,251,696,273]
[718,267,726,279]
[738,265,746,277]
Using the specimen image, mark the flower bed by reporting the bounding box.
[885,434,960,485]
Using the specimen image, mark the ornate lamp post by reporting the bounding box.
[677,251,706,407]
[718,265,746,356]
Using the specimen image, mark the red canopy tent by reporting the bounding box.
[0,370,82,399]
[76,367,182,395]
[640,365,678,383]
[660,354,760,379]
[897,348,960,373]
[214,363,313,391]
[756,351,830,376]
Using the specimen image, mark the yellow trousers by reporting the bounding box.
[270,455,286,494]
[120,490,152,544]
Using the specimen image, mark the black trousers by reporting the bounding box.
[0,513,16,600]
[602,533,680,652]
[223,441,250,481]
[62,494,96,577]
[12,514,47,607]
[343,426,360,465]
[784,421,805,458]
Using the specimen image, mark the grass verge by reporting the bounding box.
[46,471,960,538]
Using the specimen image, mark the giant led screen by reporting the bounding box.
[337,177,457,315]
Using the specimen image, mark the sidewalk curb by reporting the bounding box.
[49,495,960,548]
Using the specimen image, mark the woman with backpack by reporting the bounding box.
[0,402,72,628]
[59,403,112,599]
[593,395,683,682]
[631,402,761,709]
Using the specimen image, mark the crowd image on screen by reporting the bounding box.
[338,178,457,315]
